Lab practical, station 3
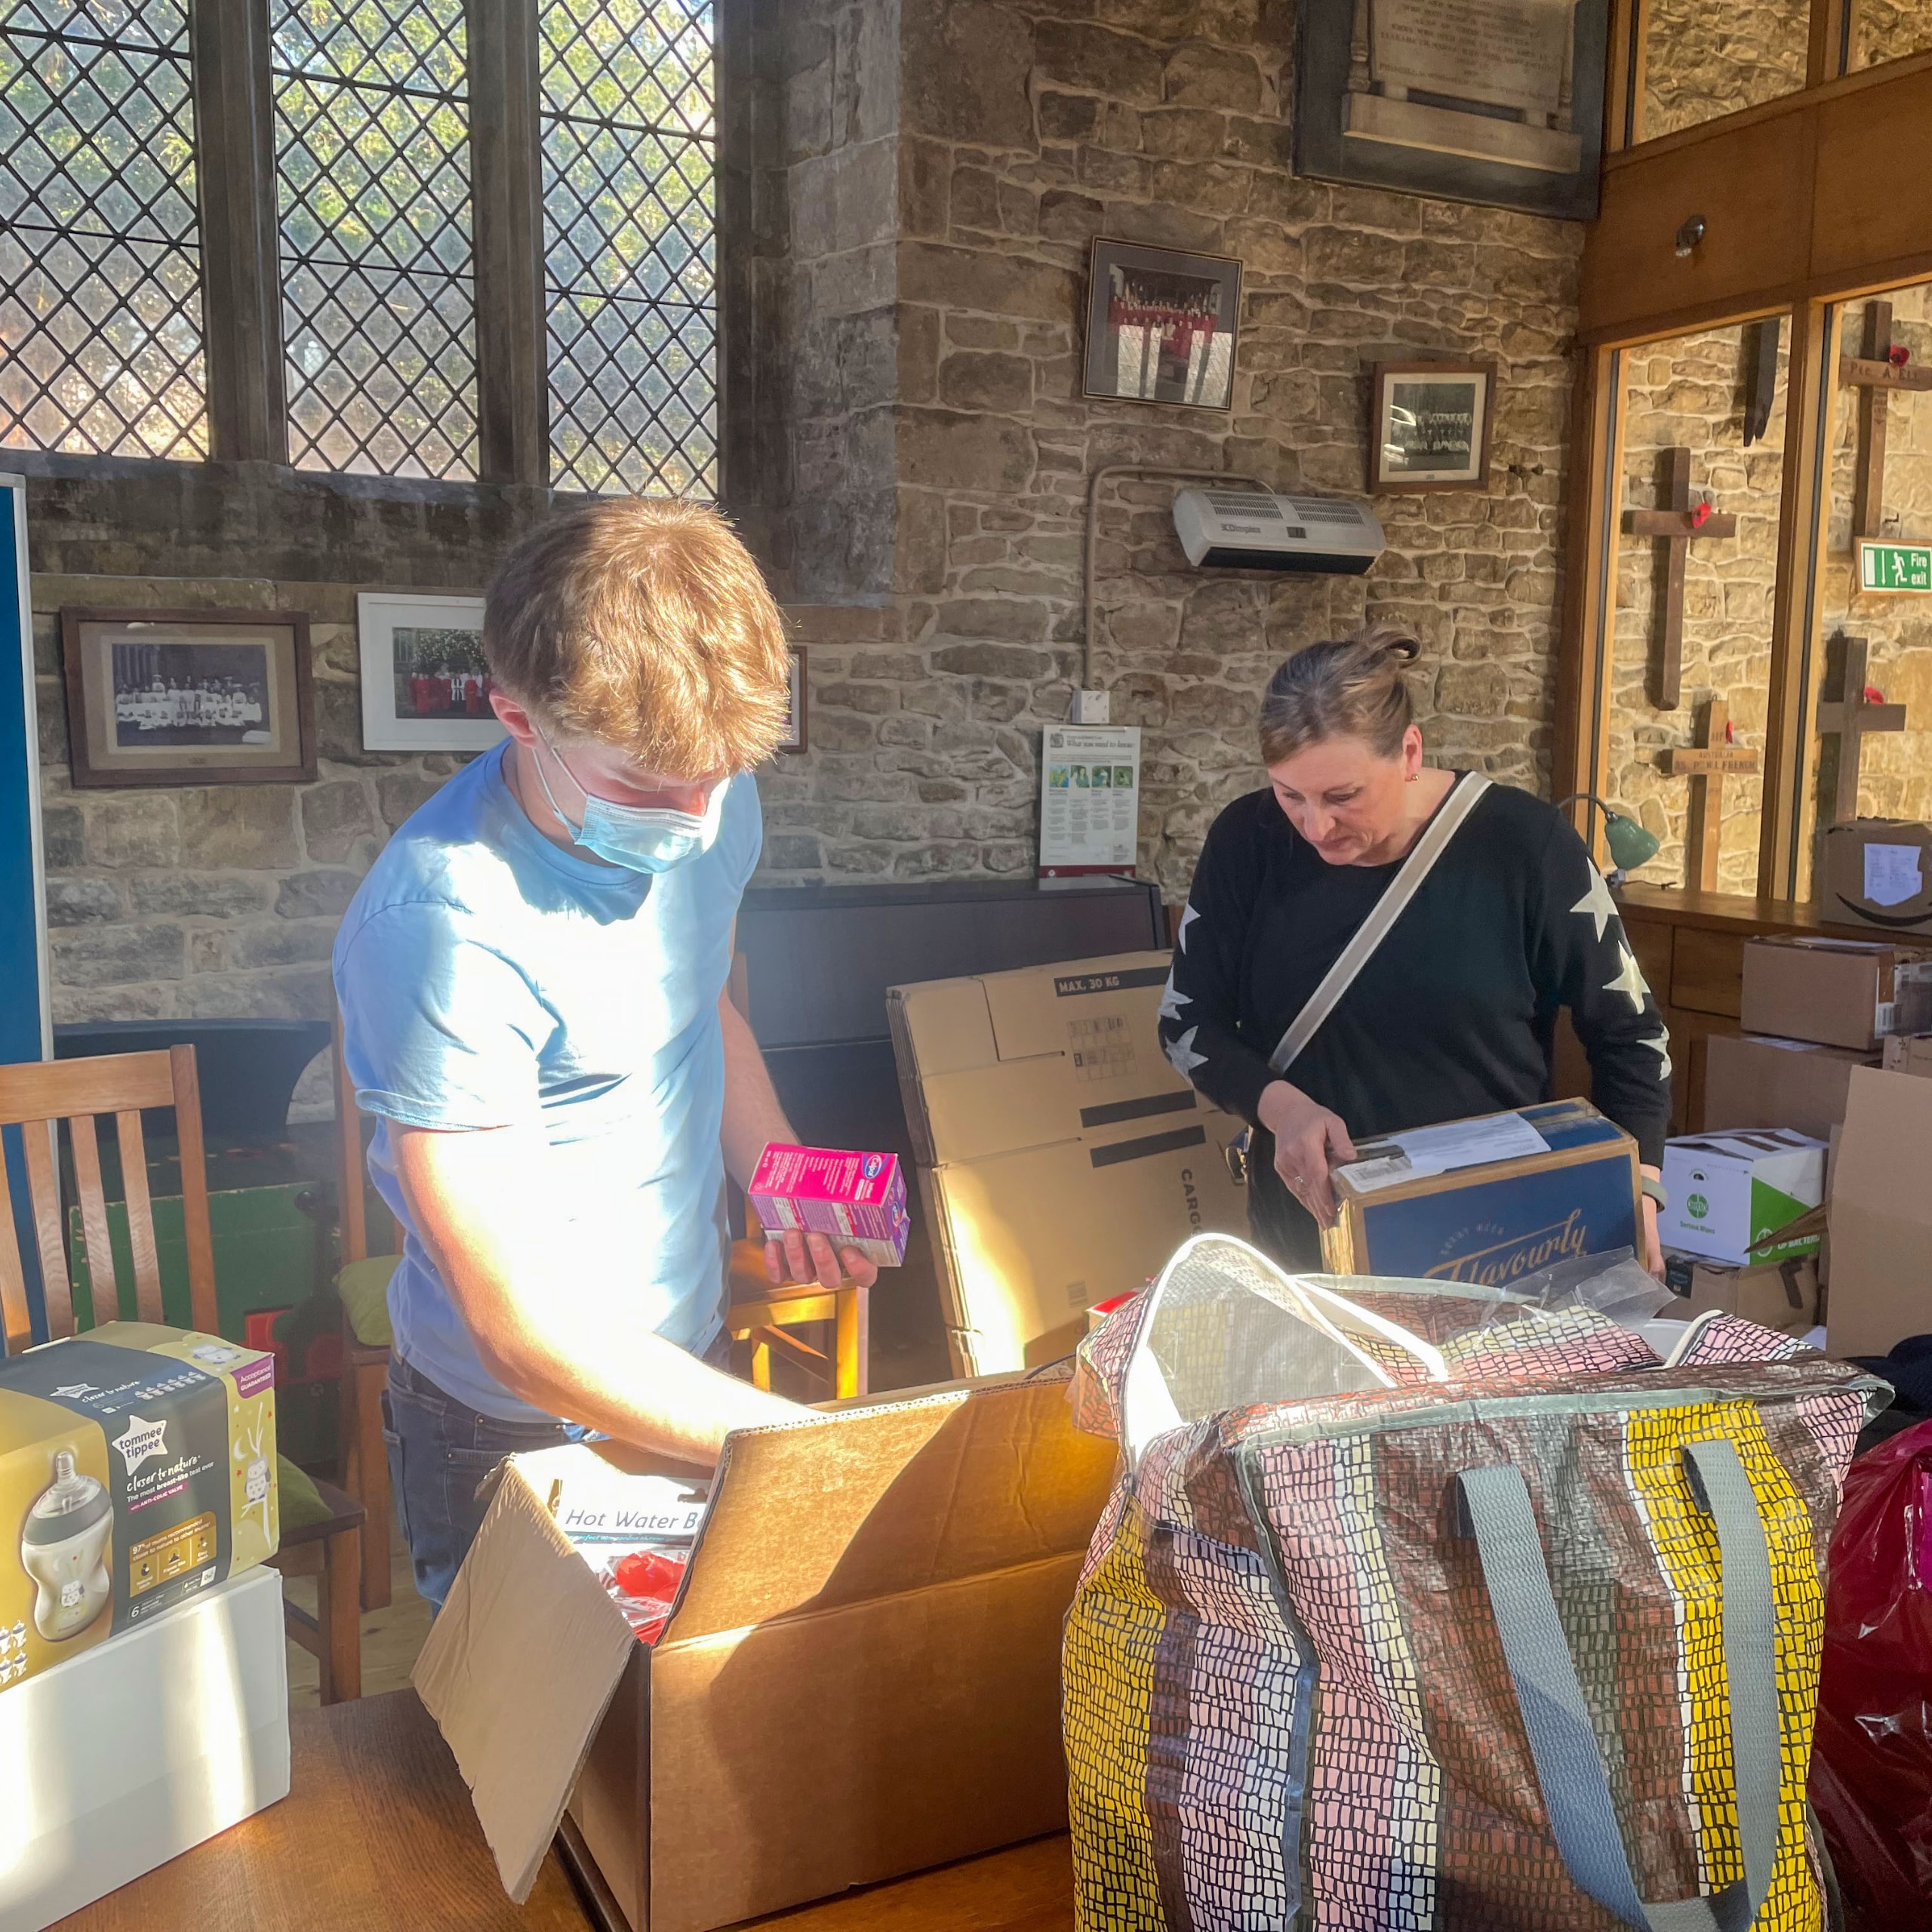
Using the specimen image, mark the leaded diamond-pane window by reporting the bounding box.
[0,0,205,458]
[540,0,715,497]
[272,0,477,478]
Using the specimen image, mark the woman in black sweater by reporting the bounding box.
[1157,622,1671,1273]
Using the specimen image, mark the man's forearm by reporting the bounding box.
[718,992,794,1185]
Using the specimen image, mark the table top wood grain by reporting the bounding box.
[53,1689,1075,1932]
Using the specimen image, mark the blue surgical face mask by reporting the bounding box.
[527,731,728,875]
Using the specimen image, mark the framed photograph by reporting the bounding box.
[1295,0,1611,223]
[1368,360,1497,492]
[61,608,315,789]
[357,591,500,753]
[777,645,808,753]
[1082,238,1242,411]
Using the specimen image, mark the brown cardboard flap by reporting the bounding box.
[1826,1066,1932,1358]
[412,1451,640,1903]
[888,979,996,1075]
[918,1056,1082,1164]
[663,1375,1115,1643]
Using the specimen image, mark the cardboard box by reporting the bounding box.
[1659,1253,1819,1334]
[1827,1066,1932,1360]
[0,1564,289,1930]
[1881,1032,1932,1078]
[1822,819,1932,934]
[1321,1100,1641,1283]
[746,1143,910,1266]
[1738,934,1932,1051]
[414,1373,1117,1932]
[1701,1032,1879,1138]
[1662,1129,1826,1266]
[0,1322,277,1700]
[888,952,1247,1374]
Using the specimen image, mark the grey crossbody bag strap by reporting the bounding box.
[1266,772,1491,1075]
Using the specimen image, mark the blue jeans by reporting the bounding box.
[382,1353,587,1611]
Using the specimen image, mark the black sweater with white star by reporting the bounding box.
[1159,776,1672,1268]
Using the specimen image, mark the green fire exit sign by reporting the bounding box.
[1859,539,1932,593]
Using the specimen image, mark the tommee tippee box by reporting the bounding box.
[0,1321,278,1700]
[747,1143,909,1266]
[1321,1100,1641,1284]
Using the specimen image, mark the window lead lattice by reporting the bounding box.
[540,0,715,499]
[271,0,477,480]
[0,0,206,459]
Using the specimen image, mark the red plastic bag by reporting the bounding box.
[1812,1418,1932,1927]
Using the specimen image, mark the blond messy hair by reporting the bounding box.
[485,498,791,777]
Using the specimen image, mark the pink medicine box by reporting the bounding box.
[748,1143,910,1266]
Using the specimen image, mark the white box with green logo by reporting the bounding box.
[1661,1129,1826,1266]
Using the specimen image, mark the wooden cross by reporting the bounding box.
[1817,634,1907,825]
[1840,300,1932,540]
[1664,696,1758,892]
[1624,445,1738,710]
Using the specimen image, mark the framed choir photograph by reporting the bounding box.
[356,591,500,752]
[61,608,316,789]
[1367,359,1497,492]
[1082,238,1242,411]
[777,645,808,753]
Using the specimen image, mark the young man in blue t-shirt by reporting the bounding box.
[333,500,876,1608]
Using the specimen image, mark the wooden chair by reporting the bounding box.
[720,954,870,1401]
[0,1047,365,1703]
[331,1015,395,1612]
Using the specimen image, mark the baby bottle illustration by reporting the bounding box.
[21,1451,112,1641]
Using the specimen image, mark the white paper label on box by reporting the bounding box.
[1040,724,1141,874]
[549,1472,708,1543]
[1863,841,1924,907]
[1340,1111,1551,1192]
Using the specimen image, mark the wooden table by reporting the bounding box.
[54,1690,1075,1932]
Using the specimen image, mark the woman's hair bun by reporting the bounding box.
[1352,620,1421,664]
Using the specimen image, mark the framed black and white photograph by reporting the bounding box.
[1082,239,1242,411]
[777,645,808,753]
[357,591,500,753]
[1295,0,1611,222]
[62,608,315,789]
[1369,359,1497,492]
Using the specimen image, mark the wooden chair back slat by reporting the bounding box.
[17,1115,72,1340]
[331,1014,395,1263]
[168,1046,220,1336]
[0,1146,33,1355]
[0,1054,175,1124]
[115,1109,165,1324]
[67,1112,118,1328]
[0,1048,220,1348]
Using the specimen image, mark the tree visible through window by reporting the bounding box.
[272,0,477,479]
[0,0,205,458]
[540,0,715,497]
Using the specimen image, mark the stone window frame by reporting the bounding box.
[4,0,741,509]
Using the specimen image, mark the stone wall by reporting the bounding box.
[1607,323,1788,894]
[755,0,1584,900]
[1852,3,1932,69]
[1643,0,1811,140]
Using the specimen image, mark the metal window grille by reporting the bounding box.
[272,0,477,479]
[540,0,715,498]
[0,0,205,458]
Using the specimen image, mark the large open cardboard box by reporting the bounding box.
[414,1371,1117,1932]
[1826,1066,1932,1360]
[888,951,1247,1374]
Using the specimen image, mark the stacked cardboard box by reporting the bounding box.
[888,952,1247,1375]
[1827,1066,1932,1360]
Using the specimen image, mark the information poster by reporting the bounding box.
[1039,724,1141,877]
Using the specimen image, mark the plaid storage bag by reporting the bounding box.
[1063,1234,1888,1932]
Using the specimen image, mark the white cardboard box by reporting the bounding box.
[1661,1129,1826,1267]
[0,1565,290,1930]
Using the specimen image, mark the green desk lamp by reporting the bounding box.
[1557,792,1660,887]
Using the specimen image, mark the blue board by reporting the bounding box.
[0,472,50,1340]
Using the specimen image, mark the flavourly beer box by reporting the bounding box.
[1321,1099,1641,1284]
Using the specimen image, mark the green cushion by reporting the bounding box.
[277,1454,331,1533]
[336,1255,397,1350]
